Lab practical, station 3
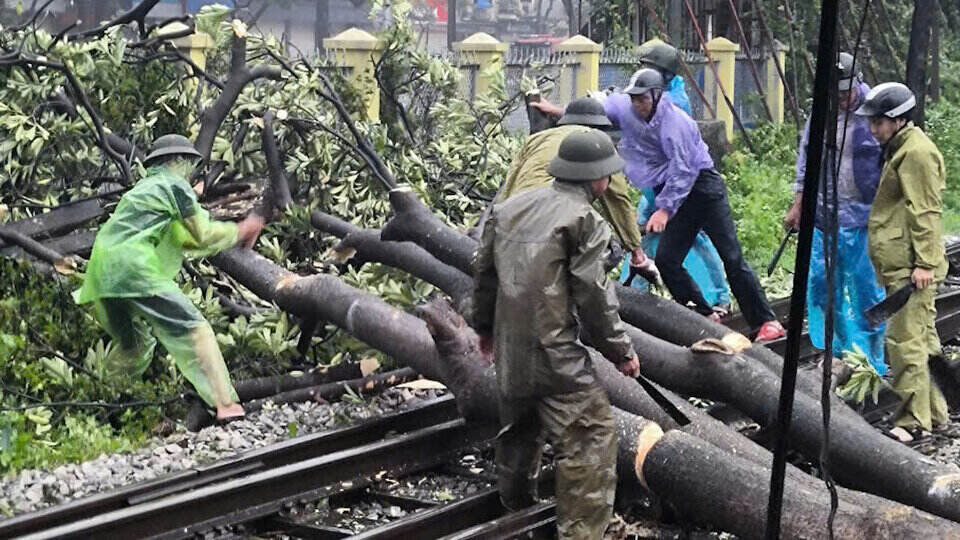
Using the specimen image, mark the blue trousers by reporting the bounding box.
[807,227,887,375]
[621,189,731,307]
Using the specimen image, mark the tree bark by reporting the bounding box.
[376,192,960,520]
[243,367,420,413]
[415,299,960,539]
[210,247,960,530]
[234,361,364,401]
[905,0,937,127]
[311,210,474,312]
[640,429,960,539]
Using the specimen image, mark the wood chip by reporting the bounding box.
[360,357,380,377]
[396,379,446,390]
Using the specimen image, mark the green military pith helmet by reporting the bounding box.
[546,129,625,182]
[557,97,613,128]
[144,134,203,166]
[639,40,681,78]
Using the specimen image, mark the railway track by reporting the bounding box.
[0,395,559,540]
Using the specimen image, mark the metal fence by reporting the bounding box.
[500,48,580,133]
[733,50,774,128]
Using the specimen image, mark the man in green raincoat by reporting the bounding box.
[75,135,264,422]
[470,129,640,539]
[855,83,951,441]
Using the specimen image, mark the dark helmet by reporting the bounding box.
[144,134,202,166]
[639,40,681,78]
[557,97,612,128]
[624,68,665,96]
[854,82,916,118]
[546,129,625,182]
[837,52,862,91]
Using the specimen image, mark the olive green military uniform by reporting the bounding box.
[495,124,643,253]
[471,181,635,539]
[868,124,950,431]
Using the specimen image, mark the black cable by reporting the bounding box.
[818,4,873,537]
[765,0,841,536]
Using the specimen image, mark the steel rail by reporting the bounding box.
[0,395,459,538]
[346,468,555,539]
[23,418,495,540]
[439,501,557,540]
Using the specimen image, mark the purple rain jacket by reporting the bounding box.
[795,82,883,229]
[603,93,715,217]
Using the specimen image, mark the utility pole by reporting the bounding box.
[447,0,457,50]
[315,0,330,54]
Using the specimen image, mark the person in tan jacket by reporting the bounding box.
[855,82,951,441]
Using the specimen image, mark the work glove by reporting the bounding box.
[628,257,663,288]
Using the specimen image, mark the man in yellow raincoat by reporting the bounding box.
[75,135,264,422]
[855,83,951,441]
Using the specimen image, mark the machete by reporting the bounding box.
[634,373,691,426]
[865,282,916,328]
[766,230,796,276]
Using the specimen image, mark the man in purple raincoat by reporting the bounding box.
[606,69,784,341]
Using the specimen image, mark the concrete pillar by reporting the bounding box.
[557,35,602,100]
[323,28,384,122]
[765,40,788,124]
[705,37,739,142]
[454,32,508,99]
[161,21,215,70]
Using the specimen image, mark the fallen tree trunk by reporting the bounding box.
[0,199,107,250]
[380,186,843,410]
[311,210,473,311]
[243,367,419,412]
[234,361,363,401]
[376,198,960,521]
[415,299,960,539]
[208,247,960,536]
[0,229,77,274]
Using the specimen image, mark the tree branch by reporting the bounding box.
[70,0,163,40]
[194,36,283,161]
[0,53,133,183]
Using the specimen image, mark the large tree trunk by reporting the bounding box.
[342,211,960,522]
[905,0,937,127]
[415,299,960,539]
[209,247,959,537]
[381,186,852,411]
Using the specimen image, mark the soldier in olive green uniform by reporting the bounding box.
[470,130,641,539]
[856,83,951,438]
[497,97,659,281]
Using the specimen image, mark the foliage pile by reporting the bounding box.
[721,122,799,295]
[0,2,520,475]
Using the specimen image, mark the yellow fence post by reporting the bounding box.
[705,37,739,142]
[454,32,508,99]
[323,28,383,122]
[160,22,214,129]
[162,21,215,70]
[765,40,788,124]
[557,35,602,101]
